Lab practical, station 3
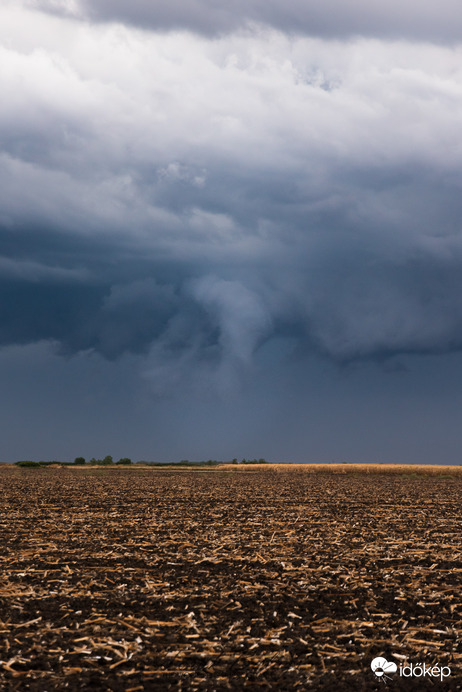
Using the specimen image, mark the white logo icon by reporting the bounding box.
[371,655,451,682]
[371,657,398,682]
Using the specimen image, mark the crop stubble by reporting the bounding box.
[0,466,461,690]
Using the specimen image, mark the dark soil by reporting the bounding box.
[0,467,460,690]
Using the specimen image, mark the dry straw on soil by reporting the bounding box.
[220,463,462,476]
[0,466,461,690]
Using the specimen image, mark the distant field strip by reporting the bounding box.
[220,463,462,476]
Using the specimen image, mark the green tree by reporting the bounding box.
[74,456,86,465]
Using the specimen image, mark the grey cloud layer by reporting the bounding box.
[2,8,462,378]
[29,0,462,43]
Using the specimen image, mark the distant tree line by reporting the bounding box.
[14,456,268,468]
[13,457,132,468]
[137,458,268,466]
[78,456,132,465]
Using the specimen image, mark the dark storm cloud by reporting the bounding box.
[2,10,462,383]
[32,0,462,43]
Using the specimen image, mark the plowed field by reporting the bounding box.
[0,466,461,690]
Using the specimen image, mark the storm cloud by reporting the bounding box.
[26,0,462,43]
[2,9,462,363]
[1,2,462,462]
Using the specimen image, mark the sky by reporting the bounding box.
[1,0,462,464]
